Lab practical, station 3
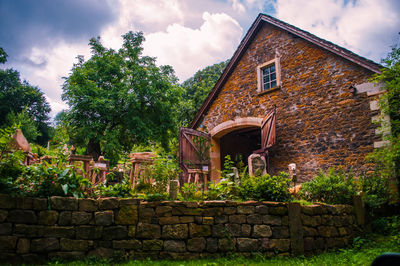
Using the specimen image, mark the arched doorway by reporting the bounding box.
[209,117,263,180]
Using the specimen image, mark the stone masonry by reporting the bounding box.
[0,194,363,263]
[198,22,383,181]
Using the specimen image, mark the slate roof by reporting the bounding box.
[190,13,382,129]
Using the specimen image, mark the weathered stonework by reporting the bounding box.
[0,194,363,263]
[198,22,382,181]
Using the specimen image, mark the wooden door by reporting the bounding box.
[179,127,211,186]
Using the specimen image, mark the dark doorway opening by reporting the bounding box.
[220,127,261,169]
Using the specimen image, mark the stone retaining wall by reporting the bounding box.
[0,194,362,263]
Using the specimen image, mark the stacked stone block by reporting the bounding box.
[0,194,361,263]
[200,22,381,181]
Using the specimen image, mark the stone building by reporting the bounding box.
[181,14,386,182]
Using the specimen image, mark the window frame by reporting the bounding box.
[257,58,281,94]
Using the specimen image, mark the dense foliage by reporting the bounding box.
[240,173,292,202]
[0,125,25,194]
[16,163,90,198]
[0,125,90,197]
[134,155,180,201]
[62,32,181,164]
[370,46,400,200]
[299,168,357,205]
[177,155,291,202]
[359,171,392,209]
[97,176,134,198]
[375,46,400,136]
[178,60,228,125]
[0,48,51,144]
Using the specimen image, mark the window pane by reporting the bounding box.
[264,83,270,90]
[271,80,277,88]
[263,68,269,75]
[264,75,270,82]
[270,64,275,72]
[271,72,276,80]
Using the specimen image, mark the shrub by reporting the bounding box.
[97,176,133,198]
[16,163,90,198]
[371,216,400,236]
[239,172,291,202]
[207,179,240,200]
[299,168,357,204]
[135,155,180,195]
[221,155,235,180]
[0,125,27,194]
[360,172,392,209]
[178,183,204,201]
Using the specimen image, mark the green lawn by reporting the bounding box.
[47,234,400,266]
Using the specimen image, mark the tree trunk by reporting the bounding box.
[87,138,101,161]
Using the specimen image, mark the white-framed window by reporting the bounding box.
[257,58,281,93]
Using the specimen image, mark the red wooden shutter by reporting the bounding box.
[179,127,211,185]
[261,106,276,152]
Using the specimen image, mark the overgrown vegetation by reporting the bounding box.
[16,163,90,198]
[369,45,400,204]
[240,172,292,202]
[177,155,292,202]
[134,155,180,201]
[299,168,357,205]
[0,125,25,194]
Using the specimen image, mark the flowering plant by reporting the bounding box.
[16,163,90,198]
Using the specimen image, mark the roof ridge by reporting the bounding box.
[259,13,382,72]
[189,13,383,129]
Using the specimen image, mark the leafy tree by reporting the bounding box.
[0,48,51,144]
[62,32,181,164]
[5,109,40,142]
[0,47,7,64]
[371,45,400,202]
[178,60,229,125]
[375,46,400,136]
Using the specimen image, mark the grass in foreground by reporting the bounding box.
[45,234,400,266]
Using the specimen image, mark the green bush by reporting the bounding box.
[299,168,357,204]
[0,125,26,194]
[16,163,90,198]
[178,183,204,201]
[97,176,134,198]
[360,172,392,209]
[135,155,180,195]
[221,155,235,180]
[371,216,400,236]
[239,172,291,202]
[207,179,240,200]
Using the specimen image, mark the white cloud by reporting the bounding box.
[275,0,400,62]
[9,0,399,121]
[143,12,243,81]
[15,41,91,117]
[229,0,246,13]
[101,0,184,49]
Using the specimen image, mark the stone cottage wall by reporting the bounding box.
[199,22,383,181]
[0,195,362,263]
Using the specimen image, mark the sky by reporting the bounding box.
[1,0,399,119]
